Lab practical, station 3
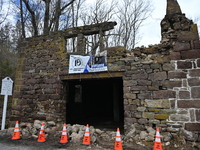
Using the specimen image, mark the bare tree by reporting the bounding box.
[79,0,117,54]
[79,0,152,51]
[11,0,152,50]
[0,0,3,25]
[20,0,25,38]
[0,0,9,25]
[12,0,75,36]
[0,23,18,80]
[71,0,86,27]
[80,0,117,25]
[22,0,39,36]
[43,0,51,34]
[43,0,75,34]
[112,0,152,50]
[0,0,2,13]
[64,0,86,53]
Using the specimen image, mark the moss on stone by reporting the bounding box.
[191,24,198,33]
[143,112,155,119]
[155,114,169,120]
[149,108,161,112]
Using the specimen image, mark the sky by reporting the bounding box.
[86,0,200,47]
[2,0,200,47]
[137,0,200,47]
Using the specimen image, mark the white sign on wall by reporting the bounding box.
[69,53,108,74]
[1,77,13,96]
[69,55,91,74]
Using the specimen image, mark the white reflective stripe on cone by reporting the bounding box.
[155,138,161,142]
[14,129,19,132]
[85,133,90,136]
[116,137,121,141]
[62,132,67,135]
[116,132,120,136]
[156,132,160,137]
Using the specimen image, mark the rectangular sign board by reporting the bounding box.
[1,77,13,96]
[69,53,108,74]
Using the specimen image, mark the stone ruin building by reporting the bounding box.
[9,0,200,146]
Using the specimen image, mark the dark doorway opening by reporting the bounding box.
[65,77,124,129]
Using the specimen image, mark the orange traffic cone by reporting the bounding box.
[114,128,123,150]
[37,122,46,142]
[82,124,90,145]
[60,123,68,144]
[153,128,163,150]
[12,121,21,140]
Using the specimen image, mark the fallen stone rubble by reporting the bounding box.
[0,120,199,149]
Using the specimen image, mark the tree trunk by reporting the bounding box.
[54,0,61,31]
[20,0,26,38]
[22,0,38,36]
[43,0,51,35]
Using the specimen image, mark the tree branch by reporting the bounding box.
[22,0,38,36]
[61,0,75,12]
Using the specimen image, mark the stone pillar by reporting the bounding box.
[99,30,105,52]
[161,0,199,43]
[166,0,182,15]
[162,0,200,136]
[77,34,86,54]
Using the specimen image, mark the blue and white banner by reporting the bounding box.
[69,54,108,74]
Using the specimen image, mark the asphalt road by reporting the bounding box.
[0,136,198,150]
[0,140,113,150]
[0,140,152,150]
[0,143,112,150]
[0,143,47,150]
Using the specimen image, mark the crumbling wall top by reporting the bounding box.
[166,0,182,16]
[161,0,199,43]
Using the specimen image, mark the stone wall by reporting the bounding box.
[168,28,200,140]
[11,22,117,123]
[122,39,200,142]
[11,34,68,123]
[118,2,200,142]
[9,0,200,145]
[122,44,174,137]
[161,0,200,140]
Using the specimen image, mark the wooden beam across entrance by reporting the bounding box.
[60,71,124,80]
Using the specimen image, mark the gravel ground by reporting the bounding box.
[0,135,150,150]
[0,135,199,150]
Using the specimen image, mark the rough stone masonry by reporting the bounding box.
[7,0,200,145]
